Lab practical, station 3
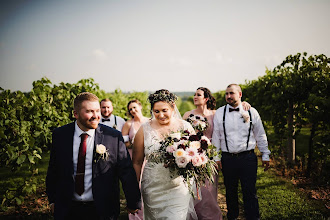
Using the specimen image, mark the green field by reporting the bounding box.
[218,164,328,220]
[0,127,328,219]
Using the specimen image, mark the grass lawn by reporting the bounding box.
[1,152,328,219]
[0,153,51,219]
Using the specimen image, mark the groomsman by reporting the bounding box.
[46,92,141,219]
[212,84,270,220]
[99,98,126,131]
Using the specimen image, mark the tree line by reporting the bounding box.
[1,52,329,209]
[0,78,150,207]
[213,52,329,181]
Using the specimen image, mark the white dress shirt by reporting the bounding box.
[72,122,95,201]
[212,103,270,161]
[99,114,125,131]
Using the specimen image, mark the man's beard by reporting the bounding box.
[101,112,111,118]
[79,117,99,129]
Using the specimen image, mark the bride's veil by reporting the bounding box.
[173,104,182,120]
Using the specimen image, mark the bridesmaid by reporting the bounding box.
[122,99,148,220]
[183,87,251,220]
[122,99,149,158]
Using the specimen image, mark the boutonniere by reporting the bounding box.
[241,111,250,123]
[95,144,109,161]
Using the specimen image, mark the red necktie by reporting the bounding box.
[75,133,88,196]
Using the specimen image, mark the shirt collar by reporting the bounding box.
[227,103,243,113]
[75,121,95,137]
[101,114,113,120]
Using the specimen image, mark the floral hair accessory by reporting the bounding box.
[96,144,109,161]
[148,89,178,106]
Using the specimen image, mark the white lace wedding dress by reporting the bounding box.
[141,120,197,220]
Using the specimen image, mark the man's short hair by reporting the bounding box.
[100,98,112,105]
[227,84,242,92]
[74,92,99,111]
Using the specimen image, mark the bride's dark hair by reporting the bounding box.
[148,89,178,110]
[197,87,216,110]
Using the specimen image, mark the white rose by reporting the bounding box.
[175,156,189,168]
[189,141,201,149]
[169,132,182,140]
[96,144,107,154]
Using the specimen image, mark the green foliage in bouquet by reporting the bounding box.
[147,129,218,198]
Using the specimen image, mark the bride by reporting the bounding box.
[132,89,197,220]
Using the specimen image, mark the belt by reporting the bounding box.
[222,149,254,157]
[71,200,95,207]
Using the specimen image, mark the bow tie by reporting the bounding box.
[229,108,239,112]
[102,118,110,122]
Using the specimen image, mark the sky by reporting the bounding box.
[1,0,329,93]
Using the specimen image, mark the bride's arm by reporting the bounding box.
[132,127,145,182]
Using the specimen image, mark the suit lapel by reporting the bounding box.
[65,123,75,175]
[93,125,103,177]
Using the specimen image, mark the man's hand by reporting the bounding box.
[262,160,270,171]
[216,161,222,170]
[50,203,55,214]
[127,207,139,215]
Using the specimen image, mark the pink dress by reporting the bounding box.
[128,120,145,220]
[127,120,136,159]
[192,111,223,220]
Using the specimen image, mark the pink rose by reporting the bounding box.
[191,155,202,167]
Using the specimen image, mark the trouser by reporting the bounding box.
[66,201,117,220]
[221,151,260,220]
[65,201,99,220]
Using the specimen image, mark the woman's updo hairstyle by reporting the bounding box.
[197,87,216,110]
[148,89,178,111]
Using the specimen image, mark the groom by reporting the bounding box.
[46,92,141,219]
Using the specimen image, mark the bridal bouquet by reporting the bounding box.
[148,130,218,198]
[185,114,209,132]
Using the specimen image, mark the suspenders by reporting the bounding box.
[222,105,252,153]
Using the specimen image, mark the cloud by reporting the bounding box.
[92,49,108,61]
